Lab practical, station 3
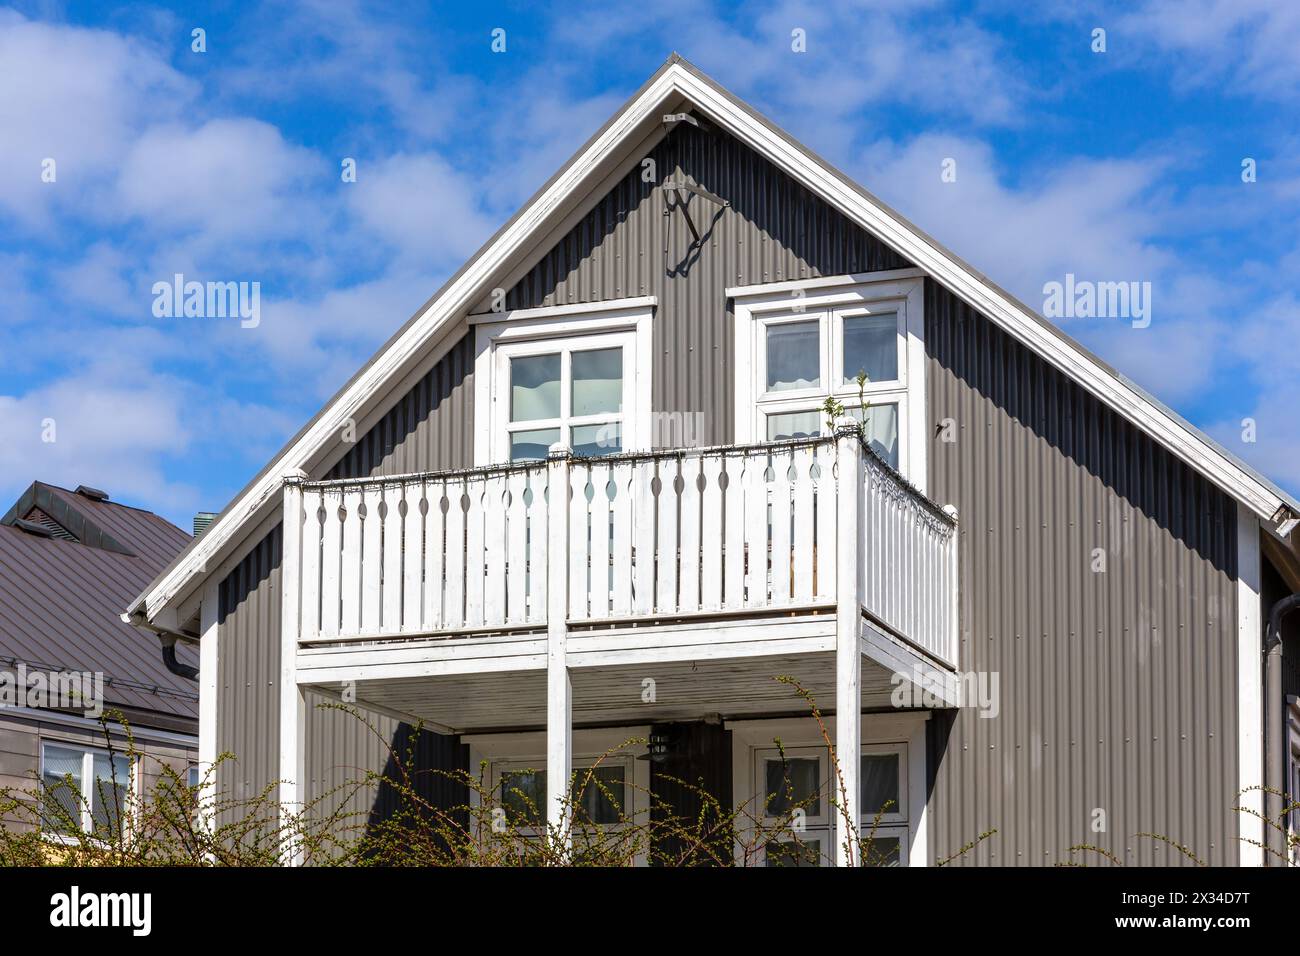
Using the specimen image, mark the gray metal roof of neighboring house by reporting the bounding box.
[0,482,197,722]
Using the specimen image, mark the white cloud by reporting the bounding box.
[0,9,194,227]
[114,119,326,243]
[1120,1,1300,96]
[344,153,496,268]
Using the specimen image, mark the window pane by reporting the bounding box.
[763,756,821,817]
[91,753,130,837]
[509,427,561,462]
[852,402,899,469]
[864,835,902,867]
[765,838,823,867]
[571,348,623,417]
[843,313,899,384]
[572,422,621,458]
[41,745,84,834]
[861,753,900,816]
[500,770,545,825]
[766,410,821,442]
[510,353,561,422]
[766,321,819,392]
[572,765,624,824]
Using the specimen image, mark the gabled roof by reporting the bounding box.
[0,482,196,721]
[127,54,1300,628]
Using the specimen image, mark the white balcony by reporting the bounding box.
[276,428,961,863]
[287,432,955,654]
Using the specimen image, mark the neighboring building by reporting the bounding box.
[127,56,1300,866]
[0,481,196,839]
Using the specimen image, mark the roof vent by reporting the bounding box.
[74,485,109,502]
[193,512,218,538]
[22,508,77,542]
[12,518,53,538]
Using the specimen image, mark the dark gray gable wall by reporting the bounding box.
[926,283,1239,866]
[508,121,910,446]
[215,338,473,834]
[215,120,1244,864]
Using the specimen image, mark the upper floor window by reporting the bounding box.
[503,339,626,460]
[473,298,654,466]
[732,273,926,489]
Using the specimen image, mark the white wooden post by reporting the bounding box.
[279,469,308,865]
[198,579,219,848]
[834,423,863,866]
[545,445,573,855]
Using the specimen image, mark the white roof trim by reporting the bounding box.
[130,57,1297,625]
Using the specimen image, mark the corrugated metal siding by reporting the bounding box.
[216,524,467,835]
[326,332,474,479]
[507,122,910,446]
[925,280,1240,866]
[215,335,475,832]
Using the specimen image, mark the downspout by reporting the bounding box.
[122,611,201,683]
[1264,593,1300,865]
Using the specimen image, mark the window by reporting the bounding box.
[40,743,133,839]
[473,298,654,466]
[495,761,630,828]
[733,275,926,487]
[753,742,909,867]
[186,764,200,789]
[503,341,626,461]
[756,746,833,866]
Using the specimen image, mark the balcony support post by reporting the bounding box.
[834,423,863,867]
[279,468,308,865]
[545,445,573,857]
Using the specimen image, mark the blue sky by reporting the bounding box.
[3,0,1299,527]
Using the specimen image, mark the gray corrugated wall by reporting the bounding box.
[216,337,473,842]
[508,122,910,446]
[925,280,1240,866]
[326,332,474,479]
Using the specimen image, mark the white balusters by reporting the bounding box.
[361,486,383,634]
[340,488,362,634]
[678,455,702,612]
[381,487,402,633]
[506,470,529,625]
[631,459,656,616]
[655,458,679,613]
[289,437,957,666]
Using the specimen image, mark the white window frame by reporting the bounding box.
[472,297,655,466]
[730,711,929,867]
[731,271,927,491]
[463,727,652,866]
[39,740,137,841]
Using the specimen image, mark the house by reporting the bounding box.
[0,481,196,840]
[125,55,1300,866]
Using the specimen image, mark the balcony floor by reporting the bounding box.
[298,614,958,734]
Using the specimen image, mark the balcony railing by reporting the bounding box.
[285,433,958,667]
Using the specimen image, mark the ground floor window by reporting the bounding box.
[494,761,629,827]
[752,743,909,867]
[40,742,133,839]
[734,713,928,867]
